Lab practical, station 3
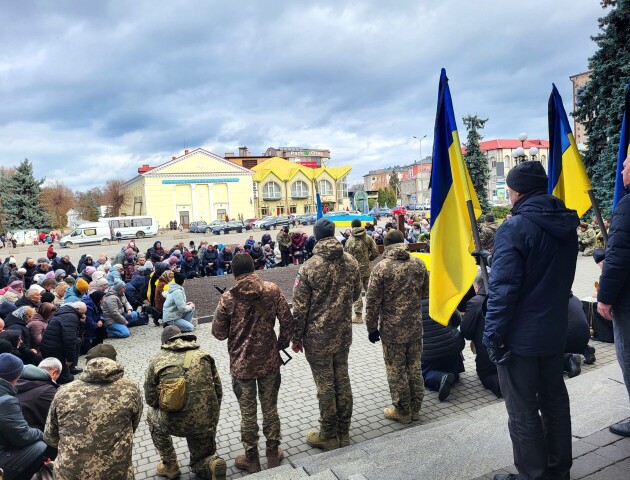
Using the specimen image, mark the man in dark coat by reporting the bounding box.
[52,255,77,278]
[201,244,219,276]
[483,161,579,480]
[40,302,86,384]
[597,153,630,438]
[16,358,61,430]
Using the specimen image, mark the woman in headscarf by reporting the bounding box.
[28,302,57,352]
[0,280,24,303]
[4,306,36,349]
[154,270,174,323]
[54,282,69,305]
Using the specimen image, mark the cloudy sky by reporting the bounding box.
[0,0,604,189]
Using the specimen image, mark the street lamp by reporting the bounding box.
[512,132,539,164]
[413,135,428,208]
[413,135,428,162]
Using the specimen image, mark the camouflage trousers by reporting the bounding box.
[382,339,424,417]
[305,348,353,438]
[147,408,218,479]
[232,371,282,453]
[353,273,370,316]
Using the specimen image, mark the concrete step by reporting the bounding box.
[246,465,309,479]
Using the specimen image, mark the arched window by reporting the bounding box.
[262,181,282,200]
[318,179,333,196]
[291,180,309,198]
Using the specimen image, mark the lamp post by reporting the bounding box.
[413,135,428,208]
[512,132,539,164]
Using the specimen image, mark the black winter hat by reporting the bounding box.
[41,292,55,304]
[174,272,187,286]
[314,218,335,240]
[384,230,405,246]
[90,290,106,305]
[351,219,361,228]
[506,161,548,194]
[232,253,255,278]
[593,248,605,264]
[0,300,17,320]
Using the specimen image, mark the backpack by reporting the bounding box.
[158,350,193,412]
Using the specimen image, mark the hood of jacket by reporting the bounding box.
[31,312,49,325]
[313,237,344,261]
[105,287,123,299]
[0,377,17,397]
[230,273,264,302]
[81,357,124,384]
[514,193,579,241]
[351,227,366,238]
[168,282,184,296]
[19,364,53,382]
[161,334,200,351]
[383,243,410,260]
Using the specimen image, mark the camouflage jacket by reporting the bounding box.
[292,237,362,353]
[578,226,597,246]
[213,273,293,380]
[344,227,379,277]
[479,222,499,252]
[365,243,429,344]
[276,231,291,251]
[44,358,143,480]
[144,334,222,436]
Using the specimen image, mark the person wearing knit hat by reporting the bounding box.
[44,271,56,280]
[85,343,117,362]
[144,260,154,271]
[161,325,181,344]
[112,279,126,292]
[54,268,67,281]
[505,160,548,195]
[76,278,89,294]
[383,229,405,247]
[232,253,254,278]
[84,266,97,277]
[0,352,23,381]
[313,218,335,241]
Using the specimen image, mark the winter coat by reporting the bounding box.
[484,193,579,356]
[102,288,131,327]
[15,295,38,309]
[5,309,33,349]
[249,246,265,267]
[180,257,199,276]
[16,365,59,431]
[52,259,76,277]
[27,313,49,350]
[154,277,170,313]
[344,227,379,278]
[63,285,84,304]
[40,305,82,363]
[124,274,145,307]
[82,294,103,341]
[261,233,273,247]
[598,191,630,310]
[290,232,305,252]
[0,377,46,474]
[218,250,233,267]
[421,299,465,362]
[162,283,192,323]
[461,292,496,380]
[22,262,37,289]
[123,258,136,282]
[213,273,293,379]
[106,269,122,287]
[45,358,143,480]
[202,248,218,266]
[147,241,166,260]
[276,231,291,251]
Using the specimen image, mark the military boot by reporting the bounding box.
[266,446,284,469]
[156,460,181,479]
[235,450,261,474]
[352,314,363,324]
[338,432,350,448]
[411,411,421,422]
[306,431,339,451]
[209,456,226,480]
[384,407,411,424]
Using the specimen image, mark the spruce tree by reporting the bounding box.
[463,115,491,212]
[574,0,630,218]
[1,159,50,230]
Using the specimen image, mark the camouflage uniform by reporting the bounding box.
[213,272,293,453]
[292,237,362,438]
[144,334,223,479]
[365,243,428,417]
[344,226,379,316]
[44,357,143,480]
[479,221,499,253]
[578,226,597,256]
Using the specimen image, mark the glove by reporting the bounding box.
[487,346,511,366]
[277,338,289,350]
[471,249,490,266]
[368,330,381,344]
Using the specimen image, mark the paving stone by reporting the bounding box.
[570,452,614,479]
[593,442,630,462]
[582,464,630,480]
[581,429,623,447]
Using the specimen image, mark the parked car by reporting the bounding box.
[212,220,246,235]
[297,213,317,225]
[189,221,209,233]
[259,216,296,230]
[243,218,257,230]
[254,216,273,228]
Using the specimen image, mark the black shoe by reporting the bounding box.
[494,474,518,480]
[70,367,83,375]
[609,421,630,437]
[567,354,582,378]
[438,373,455,401]
[583,345,596,365]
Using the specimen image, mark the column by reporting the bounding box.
[172,185,177,221]
[208,183,214,221]
[190,183,197,221]
[226,183,231,219]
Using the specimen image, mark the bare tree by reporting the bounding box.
[40,180,75,228]
[102,179,129,217]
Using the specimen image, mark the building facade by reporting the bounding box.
[264,147,330,168]
[400,159,432,207]
[570,71,591,146]
[121,148,255,228]
[252,157,351,217]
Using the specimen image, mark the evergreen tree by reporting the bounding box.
[574,0,630,218]
[463,114,491,212]
[377,187,396,208]
[75,187,102,222]
[1,159,50,230]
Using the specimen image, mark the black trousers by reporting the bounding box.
[280,250,290,267]
[497,353,572,480]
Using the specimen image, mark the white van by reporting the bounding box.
[59,222,112,248]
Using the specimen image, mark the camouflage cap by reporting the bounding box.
[85,344,117,362]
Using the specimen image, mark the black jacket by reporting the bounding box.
[421,299,465,362]
[14,296,38,310]
[40,305,81,363]
[16,374,58,431]
[598,191,630,310]
[5,312,32,349]
[484,193,579,356]
[461,293,496,380]
[51,259,76,277]
[202,249,218,266]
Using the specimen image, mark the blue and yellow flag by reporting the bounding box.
[316,192,323,220]
[548,84,592,217]
[429,69,481,326]
[613,81,630,211]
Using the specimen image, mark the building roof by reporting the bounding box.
[139,148,253,176]
[251,156,351,182]
[461,139,549,155]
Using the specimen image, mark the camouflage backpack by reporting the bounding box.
[158,350,193,412]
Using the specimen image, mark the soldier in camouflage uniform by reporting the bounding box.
[479,213,499,253]
[365,230,429,424]
[144,327,225,480]
[344,219,379,324]
[292,218,362,451]
[44,344,143,480]
[213,254,293,474]
[577,222,597,256]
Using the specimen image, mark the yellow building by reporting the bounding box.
[122,148,255,228]
[252,157,351,216]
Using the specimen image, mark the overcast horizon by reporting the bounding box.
[0,1,603,190]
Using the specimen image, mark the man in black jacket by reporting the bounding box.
[16,358,61,430]
[484,161,579,480]
[598,153,630,437]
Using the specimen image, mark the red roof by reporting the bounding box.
[462,139,548,155]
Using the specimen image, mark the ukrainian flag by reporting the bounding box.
[429,69,481,326]
[613,81,630,211]
[548,84,592,217]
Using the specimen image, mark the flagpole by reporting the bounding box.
[465,200,490,292]
[588,190,608,246]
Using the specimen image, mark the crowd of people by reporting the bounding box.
[1,157,629,480]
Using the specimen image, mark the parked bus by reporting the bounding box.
[99,215,159,239]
